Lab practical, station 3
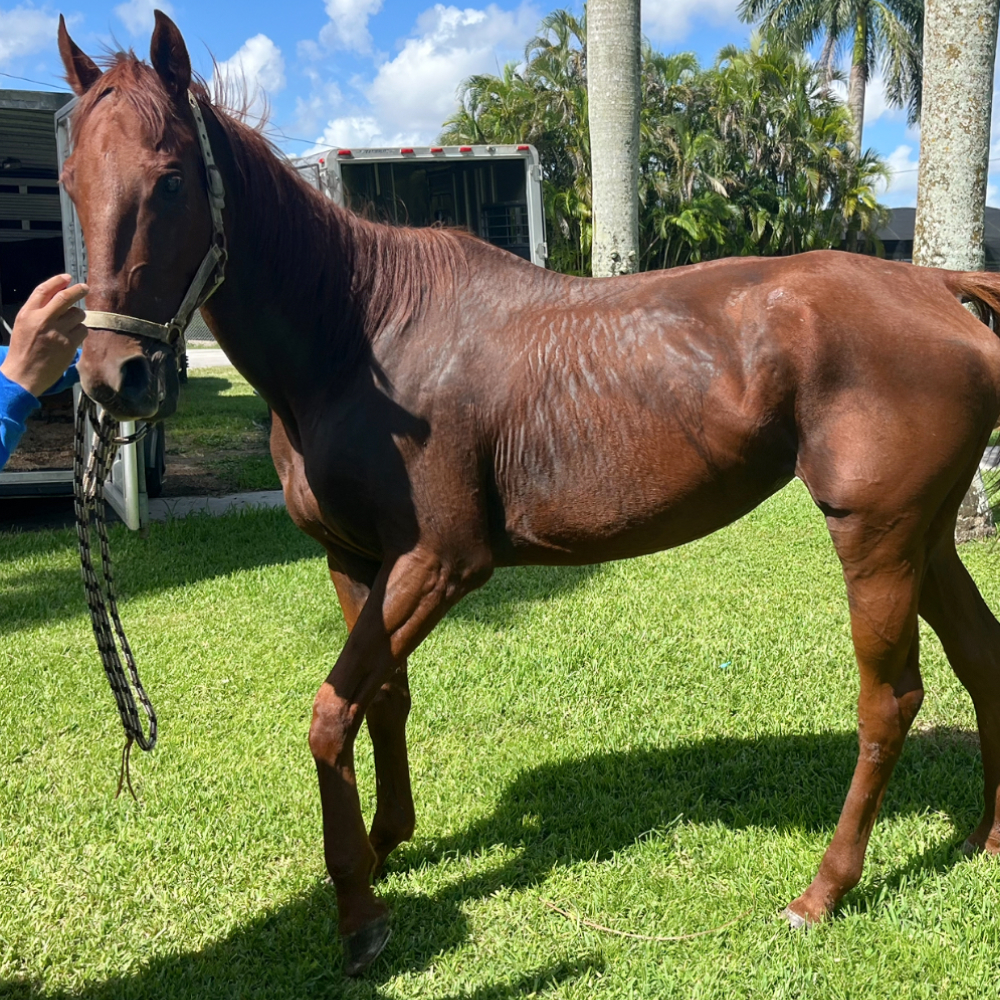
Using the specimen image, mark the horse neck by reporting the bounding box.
[199,114,375,423]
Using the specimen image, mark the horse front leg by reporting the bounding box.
[329,565,416,879]
[312,546,492,975]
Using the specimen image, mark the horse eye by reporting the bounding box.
[162,175,183,196]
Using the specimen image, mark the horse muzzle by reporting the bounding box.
[79,331,178,422]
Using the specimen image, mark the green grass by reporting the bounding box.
[167,367,279,492]
[2,482,1000,998]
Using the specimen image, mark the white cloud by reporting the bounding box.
[369,4,535,139]
[311,114,388,150]
[863,74,894,124]
[294,72,344,138]
[306,2,537,150]
[878,143,919,207]
[318,0,384,54]
[0,5,59,63]
[214,34,286,123]
[642,0,742,44]
[114,0,173,36]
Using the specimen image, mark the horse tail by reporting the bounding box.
[941,270,1000,330]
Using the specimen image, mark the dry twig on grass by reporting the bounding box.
[541,899,751,942]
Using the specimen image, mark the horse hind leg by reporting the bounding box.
[784,522,926,925]
[919,539,1000,853]
[365,662,416,878]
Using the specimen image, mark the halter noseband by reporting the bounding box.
[84,91,227,353]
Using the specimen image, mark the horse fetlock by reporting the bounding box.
[965,818,1000,855]
[783,888,835,927]
[334,879,390,934]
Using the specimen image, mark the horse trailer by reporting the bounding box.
[0,90,160,529]
[290,144,547,267]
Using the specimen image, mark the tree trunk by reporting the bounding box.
[587,0,641,277]
[913,0,1000,542]
[846,9,868,158]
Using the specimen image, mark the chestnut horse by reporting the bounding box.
[59,11,1000,975]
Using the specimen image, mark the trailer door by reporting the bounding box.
[55,99,148,531]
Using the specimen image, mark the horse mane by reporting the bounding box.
[71,52,474,361]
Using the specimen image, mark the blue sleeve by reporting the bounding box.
[41,349,82,396]
[0,349,41,472]
[0,347,81,471]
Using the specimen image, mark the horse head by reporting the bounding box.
[57,10,219,420]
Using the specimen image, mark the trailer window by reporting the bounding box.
[340,158,532,261]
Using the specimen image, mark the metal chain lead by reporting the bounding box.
[74,393,157,795]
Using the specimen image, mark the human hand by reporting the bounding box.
[1,274,89,398]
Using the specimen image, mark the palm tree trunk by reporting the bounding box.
[913,0,1000,543]
[847,7,868,158]
[587,0,641,277]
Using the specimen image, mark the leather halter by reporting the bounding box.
[84,91,227,354]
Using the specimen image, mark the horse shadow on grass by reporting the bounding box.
[385,725,982,916]
[2,726,982,999]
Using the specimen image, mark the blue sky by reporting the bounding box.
[0,0,986,206]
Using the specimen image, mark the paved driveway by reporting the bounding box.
[186,348,230,368]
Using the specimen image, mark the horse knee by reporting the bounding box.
[309,684,359,764]
[367,681,411,736]
[858,681,923,763]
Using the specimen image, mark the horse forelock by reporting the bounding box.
[71,54,185,148]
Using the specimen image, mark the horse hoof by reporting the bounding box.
[779,906,810,930]
[342,915,392,977]
[962,838,983,857]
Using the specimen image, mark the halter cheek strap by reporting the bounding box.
[84,91,228,353]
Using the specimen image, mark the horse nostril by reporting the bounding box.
[119,356,151,398]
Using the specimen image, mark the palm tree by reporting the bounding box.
[441,16,889,274]
[587,0,641,276]
[737,0,924,157]
[913,0,1000,542]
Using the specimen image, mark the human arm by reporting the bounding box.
[0,275,89,471]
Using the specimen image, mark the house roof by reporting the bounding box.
[876,205,1000,245]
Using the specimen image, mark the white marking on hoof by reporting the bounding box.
[779,906,809,930]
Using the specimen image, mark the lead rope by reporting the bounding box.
[73,393,156,799]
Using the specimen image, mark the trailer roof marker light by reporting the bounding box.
[337,149,352,157]
[459,146,472,153]
[400,148,415,155]
[319,158,325,164]
[517,145,530,151]
[430,147,444,153]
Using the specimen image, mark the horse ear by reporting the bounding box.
[58,15,102,96]
[150,9,191,99]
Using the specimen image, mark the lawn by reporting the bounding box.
[2,482,999,998]
[164,367,279,495]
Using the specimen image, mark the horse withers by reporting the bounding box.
[58,10,1000,975]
